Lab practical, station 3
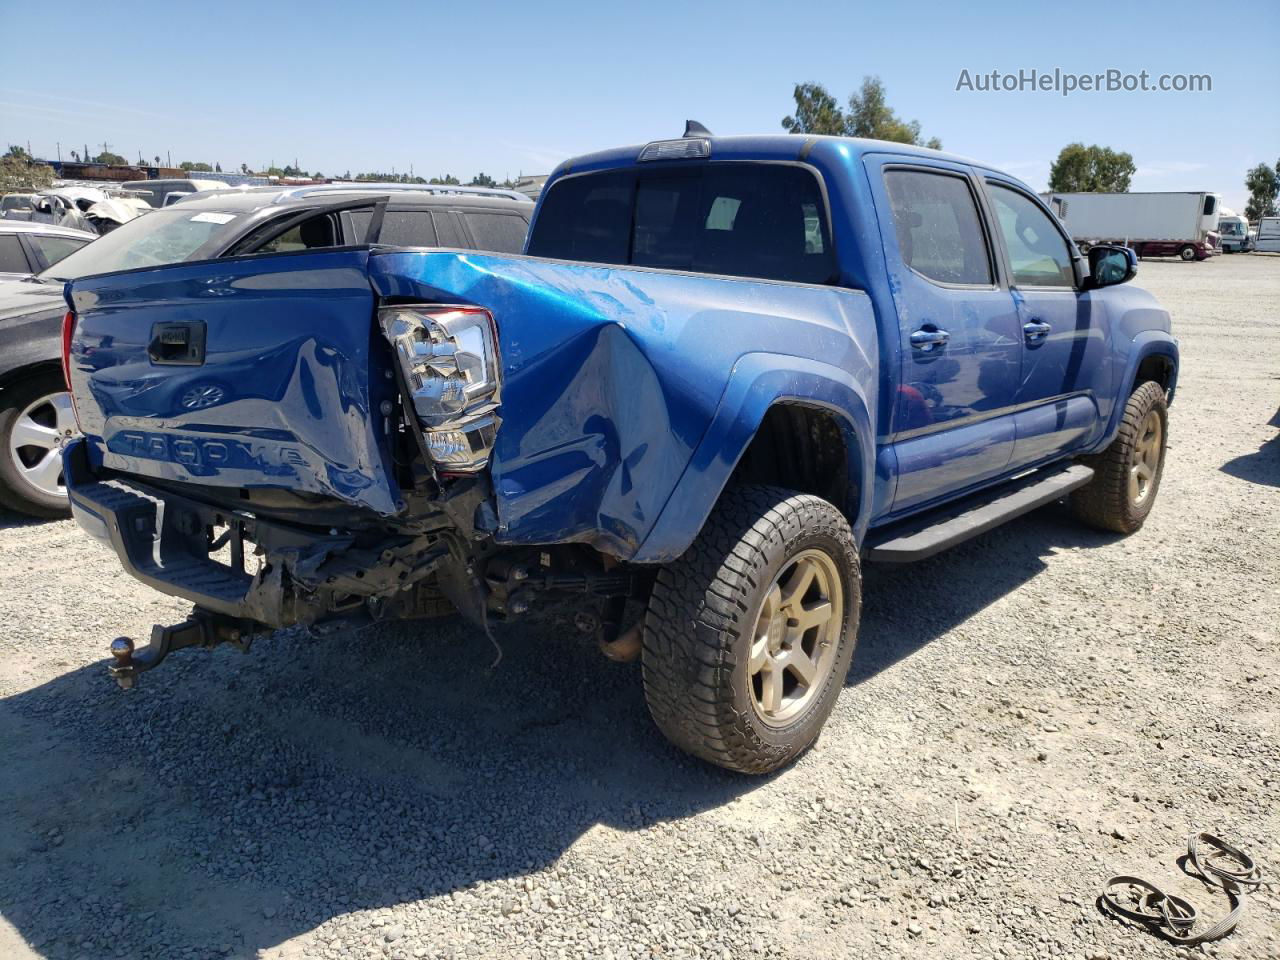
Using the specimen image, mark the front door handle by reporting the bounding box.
[1023,320,1052,344]
[909,326,950,353]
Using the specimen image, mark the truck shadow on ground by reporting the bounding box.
[1219,406,1280,488]
[0,504,1113,959]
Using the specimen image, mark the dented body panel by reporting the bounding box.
[66,248,403,515]
[368,250,879,561]
[61,134,1180,641]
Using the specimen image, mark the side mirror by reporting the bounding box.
[1085,244,1136,290]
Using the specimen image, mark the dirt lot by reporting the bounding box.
[1,254,1277,960]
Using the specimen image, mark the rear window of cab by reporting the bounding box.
[527,163,836,286]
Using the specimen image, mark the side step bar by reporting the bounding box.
[864,463,1094,563]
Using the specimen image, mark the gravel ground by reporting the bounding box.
[1,254,1277,960]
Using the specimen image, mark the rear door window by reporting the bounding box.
[460,212,529,253]
[249,213,338,255]
[348,209,439,246]
[883,169,992,286]
[0,234,32,273]
[431,211,466,248]
[527,164,835,284]
[28,234,90,268]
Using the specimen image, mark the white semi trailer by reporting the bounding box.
[1042,191,1221,261]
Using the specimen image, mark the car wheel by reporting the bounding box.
[0,372,76,518]
[1071,381,1167,534]
[1178,244,1196,261]
[641,485,860,774]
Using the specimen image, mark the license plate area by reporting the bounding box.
[206,519,265,577]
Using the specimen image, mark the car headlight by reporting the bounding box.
[379,304,501,472]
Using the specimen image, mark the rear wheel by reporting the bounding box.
[1071,381,1167,534]
[0,371,75,518]
[641,485,860,774]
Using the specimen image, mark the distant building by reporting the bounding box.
[512,174,548,200]
[181,170,273,187]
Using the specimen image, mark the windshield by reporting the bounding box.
[37,208,245,281]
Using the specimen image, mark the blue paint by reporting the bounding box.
[65,249,402,515]
[65,135,1177,568]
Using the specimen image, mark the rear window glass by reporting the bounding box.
[28,234,89,267]
[462,212,528,253]
[37,209,242,280]
[432,211,465,247]
[349,209,439,247]
[0,234,29,273]
[527,164,835,285]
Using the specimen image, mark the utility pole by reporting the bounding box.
[56,142,61,162]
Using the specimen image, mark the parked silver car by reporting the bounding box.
[0,221,96,280]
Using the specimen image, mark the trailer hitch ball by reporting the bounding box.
[109,637,137,690]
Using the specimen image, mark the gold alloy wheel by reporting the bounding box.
[747,548,843,727]
[1130,409,1162,506]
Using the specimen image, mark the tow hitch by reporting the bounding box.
[108,612,257,690]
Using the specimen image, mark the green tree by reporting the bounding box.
[781,78,941,148]
[847,77,942,149]
[781,82,847,136]
[180,161,214,172]
[429,174,460,185]
[1047,143,1136,192]
[1244,161,1279,221]
[469,172,497,187]
[94,150,128,165]
[5,144,32,160]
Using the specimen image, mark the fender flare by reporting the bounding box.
[1089,332,1179,454]
[633,352,876,563]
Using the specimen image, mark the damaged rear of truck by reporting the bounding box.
[63,149,880,774]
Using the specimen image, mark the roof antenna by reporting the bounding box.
[683,120,713,138]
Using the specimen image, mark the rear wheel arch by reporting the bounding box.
[729,401,864,528]
[631,357,877,565]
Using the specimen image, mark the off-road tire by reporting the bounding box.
[1071,381,1168,534]
[641,485,860,774]
[0,372,73,519]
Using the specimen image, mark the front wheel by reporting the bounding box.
[1071,381,1168,534]
[0,372,76,518]
[641,485,860,774]
[1178,244,1197,261]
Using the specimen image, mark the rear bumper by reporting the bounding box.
[64,439,447,628]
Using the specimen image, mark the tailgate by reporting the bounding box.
[66,248,403,515]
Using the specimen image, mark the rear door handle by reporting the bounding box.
[909,326,950,353]
[1023,320,1051,344]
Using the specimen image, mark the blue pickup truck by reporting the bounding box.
[61,128,1177,773]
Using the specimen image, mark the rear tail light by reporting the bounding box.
[61,310,75,390]
[61,310,82,429]
[378,304,501,472]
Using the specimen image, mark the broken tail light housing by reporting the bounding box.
[61,310,75,390]
[379,304,501,472]
[61,309,82,428]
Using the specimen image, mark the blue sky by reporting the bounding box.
[3,0,1276,211]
